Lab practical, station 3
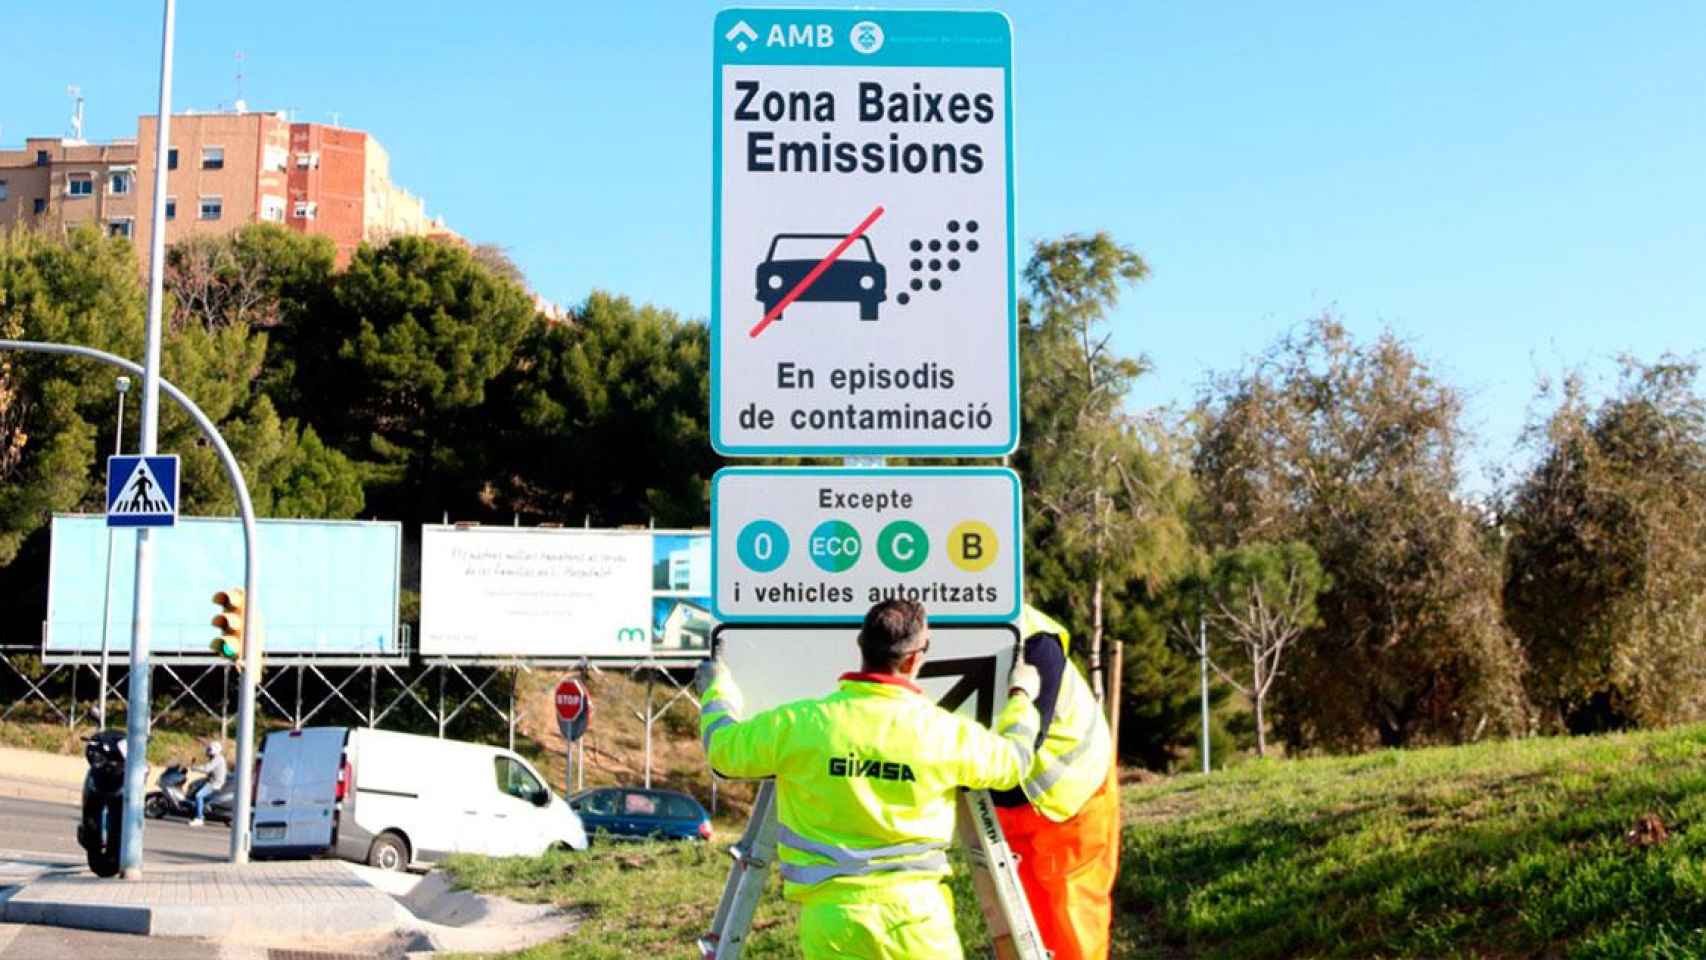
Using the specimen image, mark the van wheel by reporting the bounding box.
[367,832,408,871]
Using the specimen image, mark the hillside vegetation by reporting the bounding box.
[1118,724,1706,959]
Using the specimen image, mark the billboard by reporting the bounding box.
[652,531,712,653]
[419,526,714,659]
[45,515,402,660]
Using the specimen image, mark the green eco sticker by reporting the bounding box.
[809,520,862,573]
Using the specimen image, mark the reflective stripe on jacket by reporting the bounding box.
[1020,662,1112,822]
[700,670,1040,902]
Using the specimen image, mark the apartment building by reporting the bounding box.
[0,138,140,241]
[0,108,455,262]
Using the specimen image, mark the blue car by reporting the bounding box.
[569,787,712,842]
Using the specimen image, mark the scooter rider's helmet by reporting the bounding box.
[206,741,223,758]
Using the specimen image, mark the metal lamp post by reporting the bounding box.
[96,375,131,730]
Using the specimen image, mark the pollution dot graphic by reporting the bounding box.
[896,218,981,306]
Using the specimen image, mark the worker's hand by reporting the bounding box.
[1008,662,1041,701]
[694,656,731,697]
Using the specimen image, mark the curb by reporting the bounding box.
[0,860,409,940]
[0,778,81,806]
[1,896,405,937]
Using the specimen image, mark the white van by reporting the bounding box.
[251,726,587,870]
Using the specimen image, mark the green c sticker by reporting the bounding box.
[876,520,928,573]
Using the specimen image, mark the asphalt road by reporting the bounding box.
[0,795,230,866]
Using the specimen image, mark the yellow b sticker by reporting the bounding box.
[947,521,998,572]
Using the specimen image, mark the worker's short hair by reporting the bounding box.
[858,599,928,672]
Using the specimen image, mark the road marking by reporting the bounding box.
[748,205,885,339]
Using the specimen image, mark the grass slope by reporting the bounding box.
[442,840,991,960]
[1118,723,1706,959]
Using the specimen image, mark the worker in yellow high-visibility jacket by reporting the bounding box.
[990,605,1120,960]
[696,598,1042,959]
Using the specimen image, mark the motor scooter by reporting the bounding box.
[76,730,129,877]
[145,762,235,824]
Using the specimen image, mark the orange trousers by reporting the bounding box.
[994,772,1120,960]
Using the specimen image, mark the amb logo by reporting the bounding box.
[615,627,648,645]
[767,23,835,48]
[828,753,917,782]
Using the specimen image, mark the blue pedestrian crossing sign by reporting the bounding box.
[106,455,179,528]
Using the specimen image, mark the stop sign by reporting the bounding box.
[555,678,590,742]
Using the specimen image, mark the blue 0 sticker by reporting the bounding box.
[736,520,789,573]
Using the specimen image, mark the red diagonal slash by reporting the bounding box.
[749,205,885,338]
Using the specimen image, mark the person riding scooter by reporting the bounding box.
[187,741,227,826]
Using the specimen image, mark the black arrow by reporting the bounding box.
[917,656,998,726]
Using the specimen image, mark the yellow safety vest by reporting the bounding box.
[1020,661,1112,822]
[1018,605,1112,822]
[700,671,1040,901]
[1020,604,1071,656]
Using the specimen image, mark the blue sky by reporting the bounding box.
[3,2,1701,492]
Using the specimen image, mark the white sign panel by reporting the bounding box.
[713,467,1021,623]
[420,526,652,658]
[715,624,1015,725]
[711,9,1017,456]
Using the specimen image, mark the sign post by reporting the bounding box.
[105,455,179,529]
[712,8,1017,458]
[704,10,1044,959]
[554,677,591,796]
[712,466,1021,624]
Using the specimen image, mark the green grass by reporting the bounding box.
[1117,724,1706,959]
[446,725,1706,959]
[440,838,990,960]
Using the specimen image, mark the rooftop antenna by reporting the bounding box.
[329,111,341,127]
[66,85,85,142]
[233,51,246,111]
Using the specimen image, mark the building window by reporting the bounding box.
[295,151,320,169]
[67,174,94,198]
[108,219,133,239]
[260,195,286,223]
[110,172,131,195]
[33,198,46,215]
[293,200,318,221]
[0,180,8,201]
[165,197,177,220]
[199,196,222,220]
[35,150,49,167]
[168,147,178,170]
[201,146,224,170]
[263,146,288,172]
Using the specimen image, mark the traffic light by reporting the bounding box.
[211,588,245,666]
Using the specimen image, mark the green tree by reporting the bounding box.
[0,225,144,565]
[158,228,363,520]
[1194,317,1529,750]
[1501,358,1706,732]
[1197,541,1328,757]
[1018,232,1192,700]
[486,291,716,526]
[163,224,337,419]
[301,236,535,521]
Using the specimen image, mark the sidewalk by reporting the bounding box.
[0,747,84,805]
[0,859,403,939]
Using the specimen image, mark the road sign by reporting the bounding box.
[711,9,1017,457]
[713,623,1015,724]
[105,455,178,528]
[712,466,1020,623]
[555,677,591,743]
